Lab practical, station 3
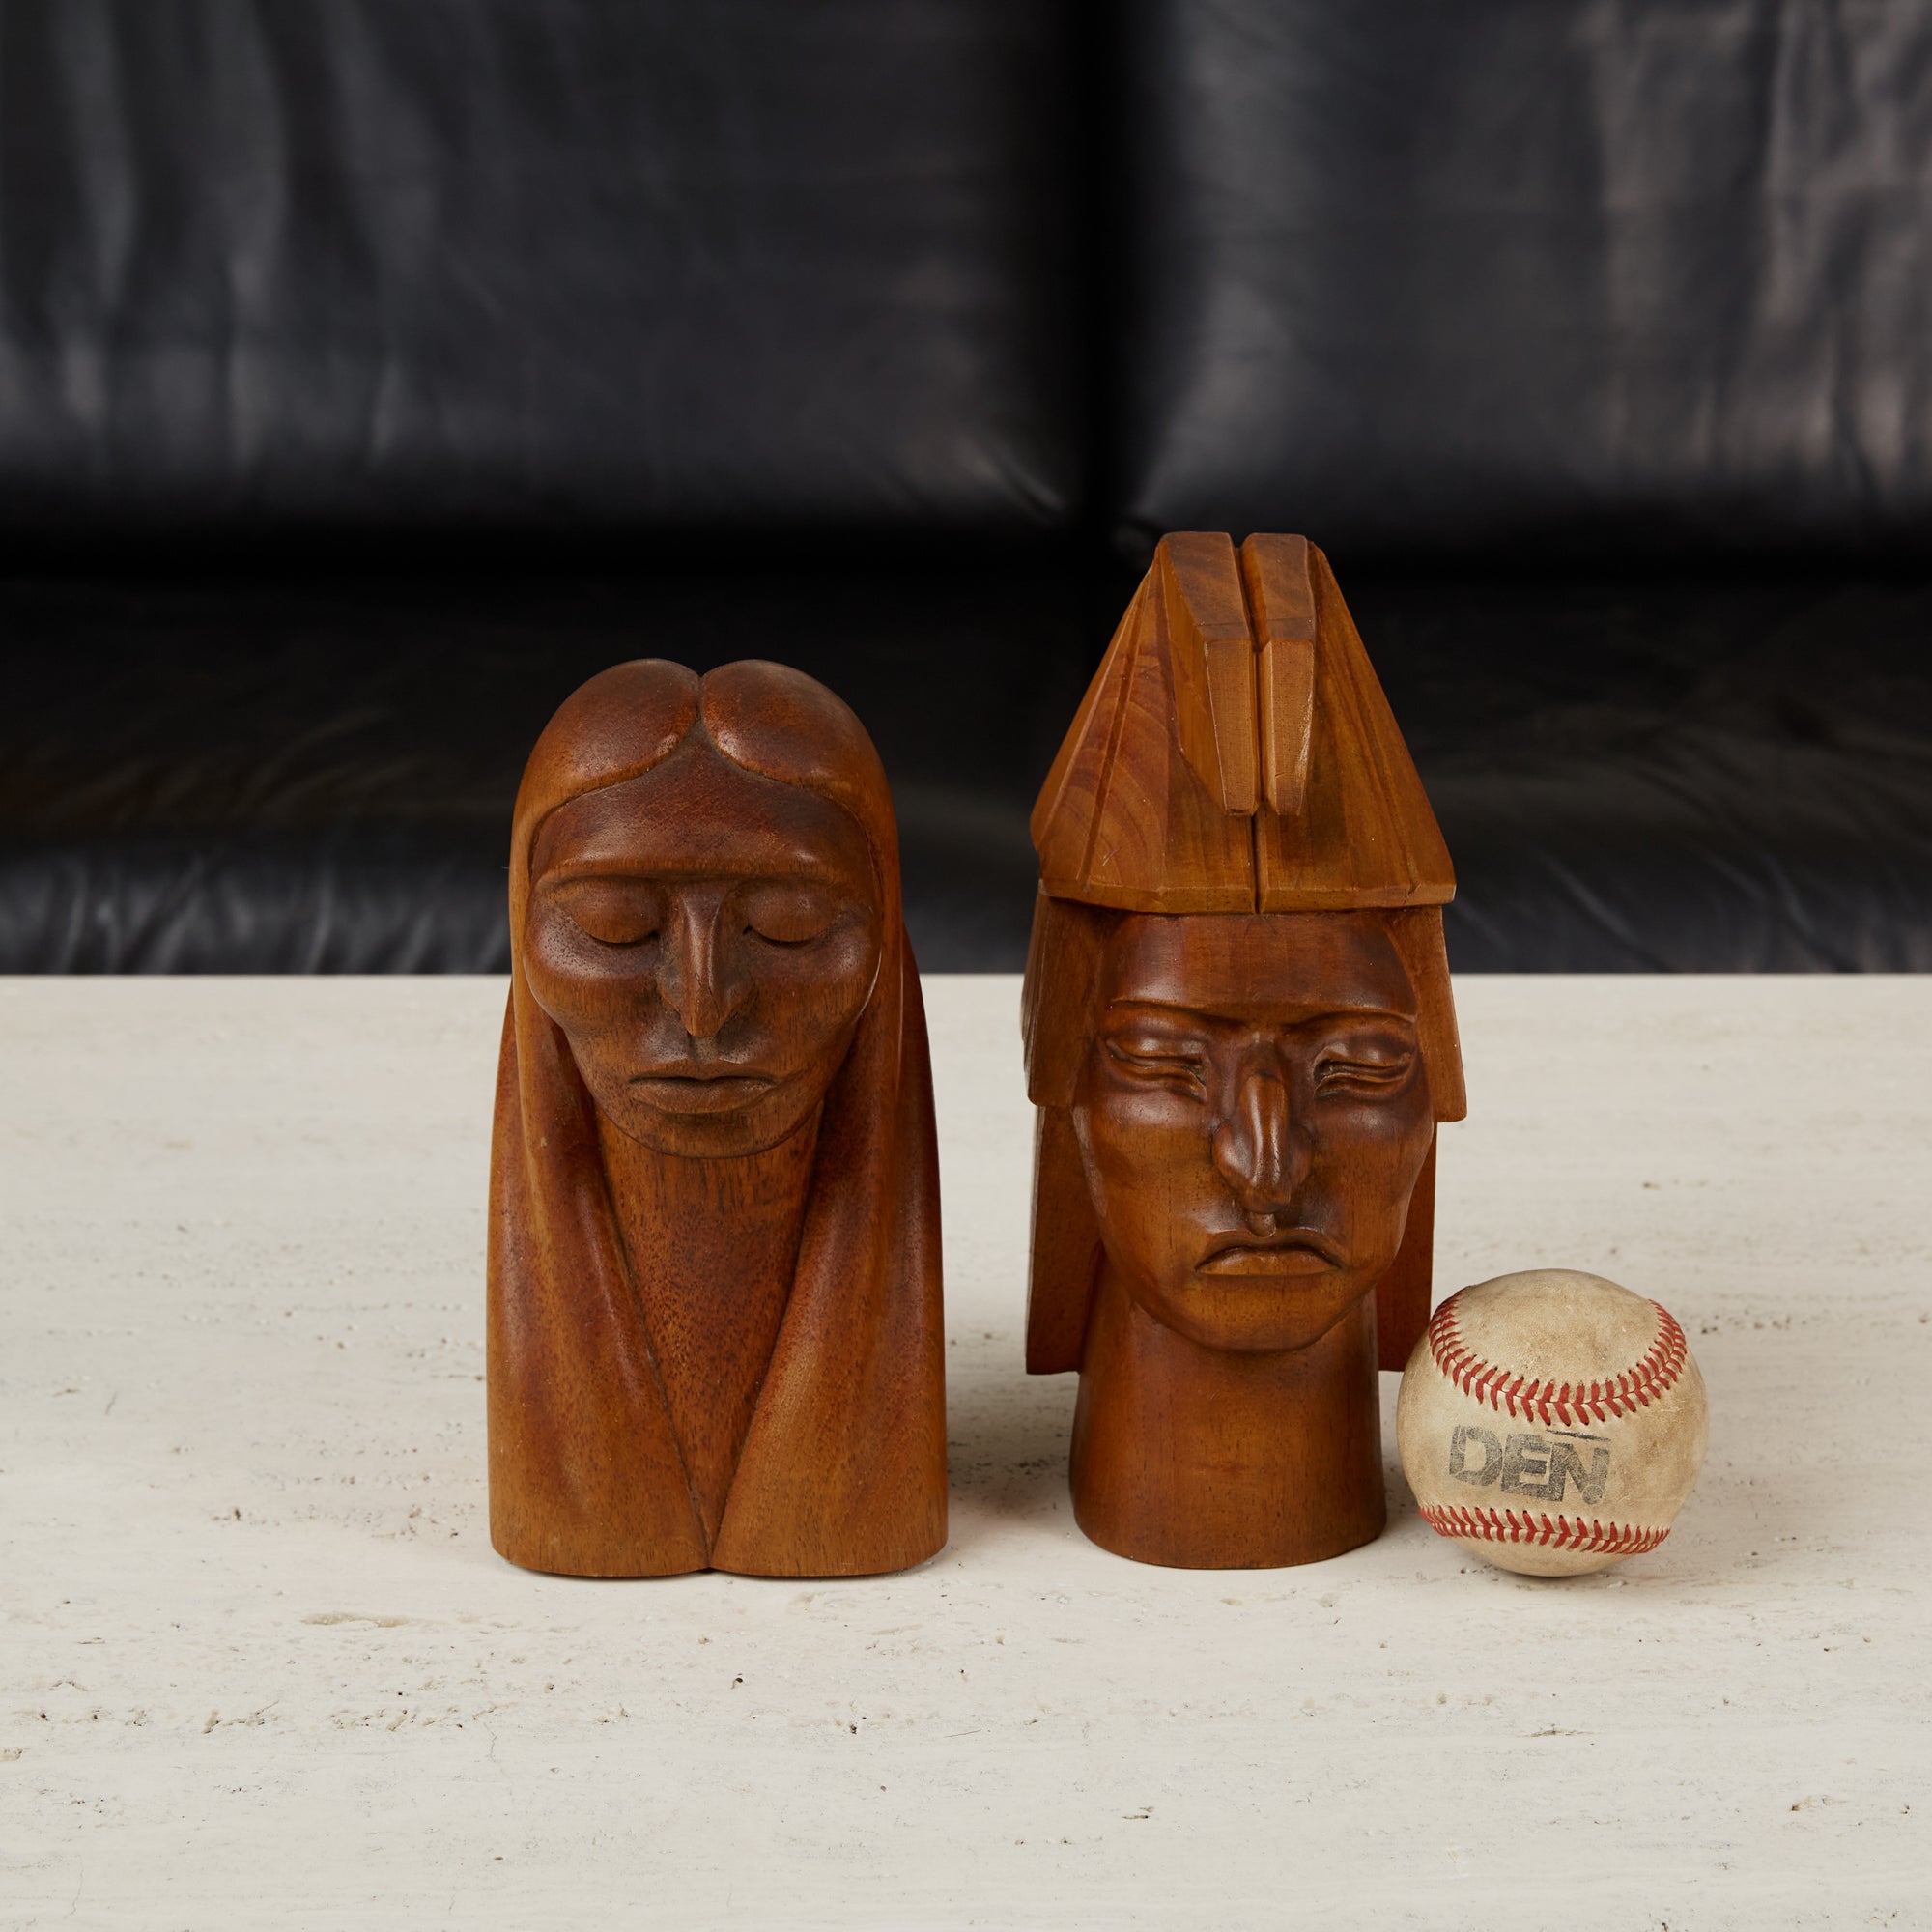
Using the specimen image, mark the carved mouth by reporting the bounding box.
[1197,1231,1344,1276]
[629,1066,777,1114]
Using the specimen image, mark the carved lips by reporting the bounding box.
[1196,1228,1344,1276]
[628,1065,781,1116]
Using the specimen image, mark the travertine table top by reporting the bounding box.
[3,976,1927,1929]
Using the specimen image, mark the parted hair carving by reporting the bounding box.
[488,659,945,1581]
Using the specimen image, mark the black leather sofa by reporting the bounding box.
[4,1,1928,972]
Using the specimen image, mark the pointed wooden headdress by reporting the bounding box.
[1022,533,1463,1377]
[1031,531,1454,913]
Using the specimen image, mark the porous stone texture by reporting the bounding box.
[2,976,1928,1929]
[1398,1269,1710,1576]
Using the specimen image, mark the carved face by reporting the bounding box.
[1072,912,1435,1354]
[522,740,882,1158]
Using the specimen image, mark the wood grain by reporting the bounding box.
[1022,533,1465,1567]
[1238,532,1317,815]
[488,658,946,1578]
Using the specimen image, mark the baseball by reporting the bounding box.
[1397,1269,1708,1577]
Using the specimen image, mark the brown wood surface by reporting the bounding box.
[1031,533,1453,916]
[1030,563,1255,913]
[597,1112,815,1548]
[1164,529,1259,816]
[488,658,946,1578]
[1252,541,1455,912]
[1241,532,1318,817]
[1022,534,1465,1568]
[1073,1277,1385,1570]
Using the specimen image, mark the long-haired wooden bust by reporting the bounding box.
[489,659,945,1578]
[1021,534,1466,1569]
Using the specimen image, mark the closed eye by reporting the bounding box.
[573,917,659,948]
[1104,1038,1208,1091]
[740,883,839,948]
[743,905,838,948]
[1315,1054,1414,1096]
[549,885,662,949]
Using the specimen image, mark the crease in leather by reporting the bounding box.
[4,564,1930,972]
[1120,0,1932,558]
[0,0,1080,530]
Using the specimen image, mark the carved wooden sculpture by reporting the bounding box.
[489,659,946,1577]
[1022,534,1467,1568]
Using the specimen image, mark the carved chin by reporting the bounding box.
[603,1077,825,1157]
[1125,1262,1380,1355]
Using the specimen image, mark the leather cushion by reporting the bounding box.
[2,561,1927,971]
[0,0,1080,534]
[1118,0,1932,559]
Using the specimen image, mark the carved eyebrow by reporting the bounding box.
[535,857,852,888]
[538,867,659,887]
[1103,997,1416,1027]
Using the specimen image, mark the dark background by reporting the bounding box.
[4,0,1929,971]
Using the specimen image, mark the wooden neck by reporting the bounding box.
[1069,1267,1385,1568]
[597,1112,820,1548]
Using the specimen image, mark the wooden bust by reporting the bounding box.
[488,659,946,1578]
[1021,533,1467,1569]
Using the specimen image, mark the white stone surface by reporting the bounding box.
[2,975,1928,1930]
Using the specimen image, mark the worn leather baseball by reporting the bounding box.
[1397,1269,1708,1577]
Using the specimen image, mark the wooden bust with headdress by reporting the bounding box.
[489,659,945,1578]
[1021,534,1466,1568]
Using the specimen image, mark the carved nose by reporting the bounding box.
[659,903,745,1042]
[1210,1070,1305,1217]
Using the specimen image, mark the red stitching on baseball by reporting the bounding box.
[1425,1292,1686,1425]
[1417,1503,1669,1557]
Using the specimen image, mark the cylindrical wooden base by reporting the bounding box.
[1068,1270,1385,1569]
